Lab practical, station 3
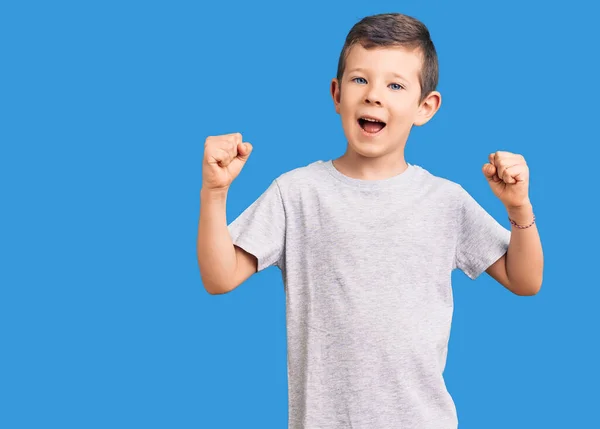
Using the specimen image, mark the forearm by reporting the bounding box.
[505,203,544,295]
[197,188,237,294]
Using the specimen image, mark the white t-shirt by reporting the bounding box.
[227,160,511,429]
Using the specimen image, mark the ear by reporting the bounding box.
[330,78,341,114]
[414,90,442,126]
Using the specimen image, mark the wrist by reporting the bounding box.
[506,202,534,227]
[201,186,229,201]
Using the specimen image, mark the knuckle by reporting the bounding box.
[228,133,242,143]
[204,133,242,156]
[218,139,232,149]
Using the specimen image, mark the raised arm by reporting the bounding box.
[197,133,257,294]
[483,151,543,296]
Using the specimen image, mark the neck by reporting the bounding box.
[333,150,409,181]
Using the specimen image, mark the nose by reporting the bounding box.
[364,86,383,106]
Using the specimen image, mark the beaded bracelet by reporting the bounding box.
[508,214,536,229]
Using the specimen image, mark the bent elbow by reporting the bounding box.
[200,275,232,295]
[203,283,230,295]
[514,281,542,296]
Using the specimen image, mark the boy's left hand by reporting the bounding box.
[482,151,530,208]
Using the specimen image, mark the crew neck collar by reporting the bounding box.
[321,159,418,190]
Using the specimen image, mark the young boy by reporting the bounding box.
[197,12,543,429]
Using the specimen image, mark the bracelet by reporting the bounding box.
[508,214,536,229]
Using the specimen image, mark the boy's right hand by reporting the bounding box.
[202,133,253,191]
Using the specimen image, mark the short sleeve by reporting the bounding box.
[227,179,286,272]
[454,186,511,280]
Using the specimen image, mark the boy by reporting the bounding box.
[197,12,543,429]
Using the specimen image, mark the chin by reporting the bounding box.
[346,139,389,158]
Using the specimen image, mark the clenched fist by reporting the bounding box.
[482,151,530,209]
[202,133,253,191]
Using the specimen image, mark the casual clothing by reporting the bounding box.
[227,160,511,429]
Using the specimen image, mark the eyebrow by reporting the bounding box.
[347,68,410,82]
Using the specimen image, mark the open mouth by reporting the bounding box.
[358,117,386,134]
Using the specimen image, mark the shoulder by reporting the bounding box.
[272,160,331,191]
[413,166,502,228]
[410,164,467,202]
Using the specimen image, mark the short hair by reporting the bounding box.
[336,13,439,103]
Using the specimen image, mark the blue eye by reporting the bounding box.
[389,83,403,90]
[352,77,367,84]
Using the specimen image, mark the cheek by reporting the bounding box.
[389,103,418,124]
[339,101,355,120]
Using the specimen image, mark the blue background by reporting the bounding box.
[2,0,598,428]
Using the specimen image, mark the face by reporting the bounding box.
[331,44,441,159]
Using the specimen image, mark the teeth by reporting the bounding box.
[361,117,382,122]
